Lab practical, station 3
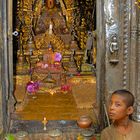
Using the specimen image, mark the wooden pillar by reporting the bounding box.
[0,0,14,134]
[7,0,15,127]
[96,0,106,129]
[0,0,3,134]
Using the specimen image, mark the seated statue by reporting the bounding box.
[32,42,63,87]
[42,43,55,65]
[36,42,62,70]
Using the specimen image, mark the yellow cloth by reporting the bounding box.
[101,121,140,140]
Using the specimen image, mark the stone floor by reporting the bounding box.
[9,120,100,140]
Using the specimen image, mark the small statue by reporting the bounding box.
[86,31,94,64]
[109,35,119,64]
[86,31,93,50]
[43,43,55,64]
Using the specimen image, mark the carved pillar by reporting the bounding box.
[7,0,15,123]
[97,0,126,128]
[0,0,14,133]
[102,0,138,101]
[134,9,140,121]
[96,0,106,128]
[121,0,131,89]
[137,9,140,106]
[104,0,124,101]
[136,12,140,106]
[130,0,138,96]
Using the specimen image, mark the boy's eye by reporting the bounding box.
[115,103,121,107]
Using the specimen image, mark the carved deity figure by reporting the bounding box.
[43,43,55,64]
[109,35,119,64]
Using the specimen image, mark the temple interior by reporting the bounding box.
[1,0,140,139]
[13,0,97,123]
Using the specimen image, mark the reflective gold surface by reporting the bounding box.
[14,0,96,121]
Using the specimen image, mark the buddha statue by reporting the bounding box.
[36,42,62,70]
[43,43,55,64]
[36,43,55,68]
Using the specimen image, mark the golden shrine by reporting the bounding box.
[1,0,140,138]
[14,0,97,121]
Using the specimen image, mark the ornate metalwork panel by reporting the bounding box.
[134,15,140,121]
[122,0,131,89]
[103,0,122,100]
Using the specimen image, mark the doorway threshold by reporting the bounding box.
[9,119,99,133]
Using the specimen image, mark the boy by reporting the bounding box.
[101,89,140,140]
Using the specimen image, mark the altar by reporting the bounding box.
[14,0,97,122]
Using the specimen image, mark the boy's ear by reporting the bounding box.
[127,106,134,115]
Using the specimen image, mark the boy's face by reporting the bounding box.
[108,94,133,121]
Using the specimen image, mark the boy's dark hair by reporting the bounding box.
[112,89,134,107]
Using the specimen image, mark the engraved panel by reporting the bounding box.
[104,0,122,98]
[104,0,119,38]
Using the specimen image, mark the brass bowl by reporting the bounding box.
[77,115,92,128]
